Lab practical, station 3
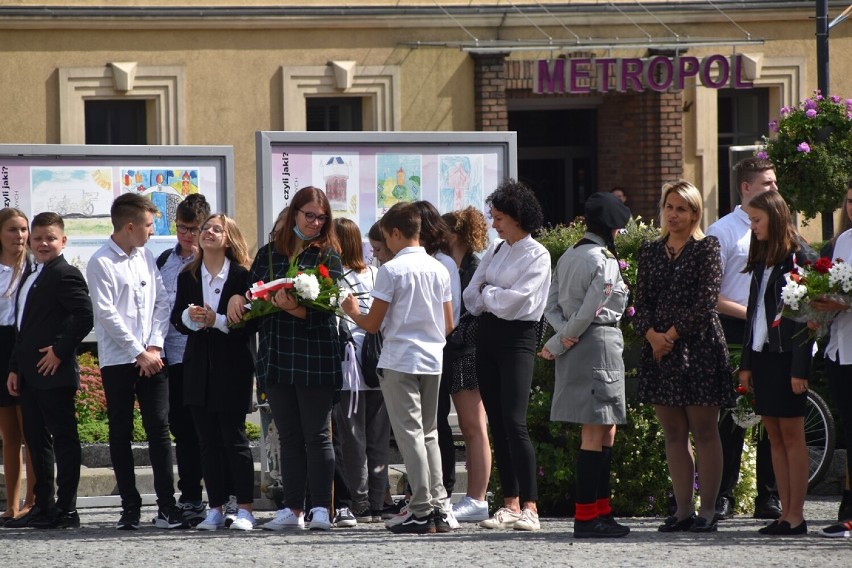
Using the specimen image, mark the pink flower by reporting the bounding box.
[757,150,768,160]
[831,95,842,104]
[846,99,852,108]
[769,119,779,131]
[618,259,628,270]
[806,108,817,119]
[804,98,817,110]
[780,106,790,116]
[626,306,636,317]
[797,142,811,153]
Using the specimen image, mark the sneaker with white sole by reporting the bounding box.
[152,506,187,529]
[820,520,852,538]
[388,511,436,534]
[177,501,207,527]
[196,509,225,531]
[223,495,238,528]
[479,507,522,529]
[261,508,305,531]
[308,507,331,531]
[333,507,357,528]
[384,501,412,528]
[452,496,489,523]
[229,509,256,531]
[513,508,540,531]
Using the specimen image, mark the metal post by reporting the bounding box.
[817,0,834,239]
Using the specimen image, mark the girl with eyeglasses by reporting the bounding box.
[227,186,343,531]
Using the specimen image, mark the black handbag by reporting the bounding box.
[359,330,384,388]
[447,310,478,348]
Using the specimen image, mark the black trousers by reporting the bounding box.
[190,406,254,507]
[19,382,81,512]
[266,382,335,510]
[825,358,852,482]
[101,364,175,511]
[476,313,538,503]
[436,348,456,496]
[718,315,777,502]
[167,363,204,503]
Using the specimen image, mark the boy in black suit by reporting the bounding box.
[6,212,93,529]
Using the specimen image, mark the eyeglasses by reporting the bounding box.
[200,224,226,235]
[176,225,201,236]
[298,209,329,224]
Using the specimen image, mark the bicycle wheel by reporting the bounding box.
[804,390,836,491]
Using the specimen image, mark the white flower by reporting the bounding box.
[293,273,321,301]
[829,261,852,293]
[732,396,762,429]
[780,277,808,311]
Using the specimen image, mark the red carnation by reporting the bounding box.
[318,264,330,278]
[814,257,833,274]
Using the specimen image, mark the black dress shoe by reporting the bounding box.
[754,496,782,519]
[658,513,696,532]
[688,515,718,533]
[574,517,630,538]
[30,509,80,529]
[768,520,807,536]
[0,515,14,527]
[758,520,780,535]
[714,496,734,520]
[2,507,46,529]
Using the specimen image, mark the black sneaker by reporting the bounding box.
[333,507,357,528]
[433,507,451,534]
[30,509,80,530]
[388,512,435,534]
[574,517,630,539]
[117,507,141,531]
[177,501,207,527]
[381,498,409,520]
[152,506,187,529]
[597,513,631,533]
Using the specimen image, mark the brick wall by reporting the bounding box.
[472,53,509,131]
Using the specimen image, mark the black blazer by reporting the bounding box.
[171,261,255,413]
[741,246,817,379]
[10,255,93,389]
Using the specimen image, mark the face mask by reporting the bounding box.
[293,225,318,241]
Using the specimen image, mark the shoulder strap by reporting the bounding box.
[495,241,505,255]
[156,248,171,270]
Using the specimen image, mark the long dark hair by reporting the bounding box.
[333,218,366,272]
[743,191,801,273]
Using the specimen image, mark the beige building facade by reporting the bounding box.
[2,0,851,247]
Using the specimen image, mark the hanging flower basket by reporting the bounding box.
[759,91,852,221]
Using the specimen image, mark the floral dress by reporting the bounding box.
[633,236,734,407]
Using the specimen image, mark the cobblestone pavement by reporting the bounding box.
[0,497,848,567]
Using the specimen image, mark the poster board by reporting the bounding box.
[0,144,235,277]
[255,131,517,246]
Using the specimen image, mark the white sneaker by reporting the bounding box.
[261,508,305,531]
[196,509,225,531]
[308,507,331,531]
[452,496,490,523]
[513,509,540,531]
[229,509,256,531]
[223,495,238,528]
[384,501,412,528]
[479,507,522,529]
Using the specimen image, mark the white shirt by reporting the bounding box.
[751,269,772,352]
[435,251,461,326]
[826,229,852,364]
[87,238,170,368]
[371,246,451,375]
[15,263,42,330]
[706,206,752,307]
[200,258,230,333]
[463,234,551,321]
[0,262,22,326]
[340,265,378,391]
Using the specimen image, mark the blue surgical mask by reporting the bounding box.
[294,225,318,241]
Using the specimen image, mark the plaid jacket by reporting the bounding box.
[251,243,344,389]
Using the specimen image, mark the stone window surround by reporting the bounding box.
[281,64,401,131]
[58,63,185,144]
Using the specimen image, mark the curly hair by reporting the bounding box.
[486,179,544,234]
[176,193,211,224]
[442,206,488,253]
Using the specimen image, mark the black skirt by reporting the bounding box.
[0,326,18,407]
[749,349,807,418]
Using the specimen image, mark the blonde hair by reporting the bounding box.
[657,180,705,241]
[186,213,251,279]
[0,208,29,297]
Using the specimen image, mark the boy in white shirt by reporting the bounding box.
[341,202,453,534]
[87,193,178,531]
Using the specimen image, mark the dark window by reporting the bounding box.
[85,100,147,145]
[717,88,769,216]
[306,97,363,131]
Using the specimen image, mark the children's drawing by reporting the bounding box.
[121,169,199,235]
[375,154,421,215]
[439,155,484,213]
